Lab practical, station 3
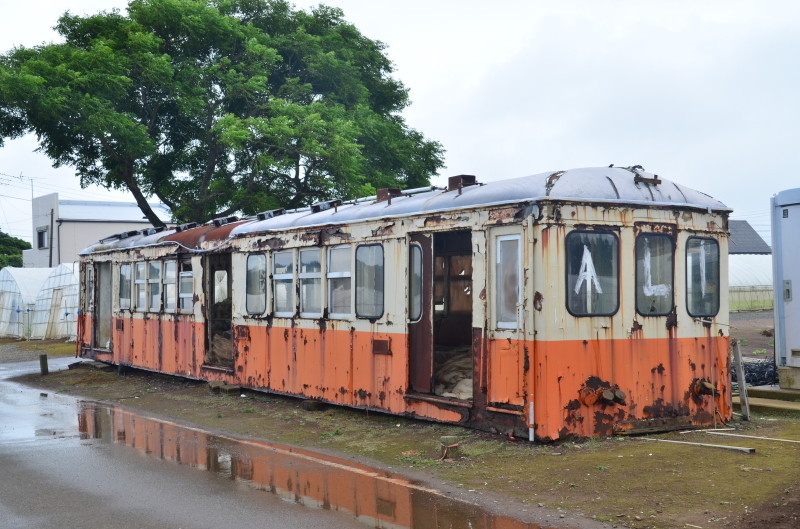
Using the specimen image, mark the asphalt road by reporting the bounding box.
[0,359,363,529]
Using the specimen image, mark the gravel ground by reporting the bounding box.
[730,310,775,358]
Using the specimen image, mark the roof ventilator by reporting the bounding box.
[100,230,140,243]
[447,175,478,195]
[256,208,286,221]
[212,216,239,228]
[140,226,166,237]
[626,165,662,185]
[174,222,198,233]
[376,188,403,205]
[311,199,343,213]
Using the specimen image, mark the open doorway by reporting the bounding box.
[205,254,233,369]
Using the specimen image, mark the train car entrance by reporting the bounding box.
[93,262,112,350]
[408,231,473,401]
[205,254,234,369]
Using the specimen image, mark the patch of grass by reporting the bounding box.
[595,465,609,471]
[242,408,256,413]
[752,349,768,354]
[320,428,342,439]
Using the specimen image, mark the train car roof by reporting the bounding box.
[80,166,730,254]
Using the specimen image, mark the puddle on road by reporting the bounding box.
[77,402,562,529]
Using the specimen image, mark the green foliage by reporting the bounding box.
[0,0,444,224]
[0,231,31,268]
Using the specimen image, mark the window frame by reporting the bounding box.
[409,243,423,323]
[178,258,194,314]
[134,262,146,312]
[36,227,48,249]
[355,243,385,320]
[327,244,352,320]
[85,264,94,313]
[147,261,162,312]
[298,248,323,318]
[163,260,178,313]
[118,263,132,311]
[245,253,268,315]
[685,236,721,318]
[564,229,621,318]
[495,234,523,329]
[272,249,295,318]
[634,232,675,317]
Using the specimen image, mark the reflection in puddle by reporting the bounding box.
[78,403,557,529]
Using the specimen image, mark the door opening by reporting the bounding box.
[94,263,112,349]
[205,254,234,369]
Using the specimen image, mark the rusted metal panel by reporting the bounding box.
[161,220,249,248]
[408,233,433,393]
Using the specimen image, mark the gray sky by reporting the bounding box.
[2,0,797,242]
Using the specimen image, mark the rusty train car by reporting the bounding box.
[77,166,732,441]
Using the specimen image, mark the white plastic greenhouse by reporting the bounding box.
[729,254,773,311]
[30,263,79,341]
[0,267,53,338]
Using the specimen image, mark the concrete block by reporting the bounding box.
[220,384,241,395]
[208,381,225,392]
[301,399,324,411]
[778,366,800,390]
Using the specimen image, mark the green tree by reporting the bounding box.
[0,0,444,226]
[0,231,31,268]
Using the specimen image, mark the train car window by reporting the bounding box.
[409,244,422,321]
[148,261,162,312]
[328,245,351,318]
[635,234,674,316]
[496,235,521,328]
[134,262,146,312]
[355,244,384,319]
[86,265,94,313]
[686,237,720,317]
[178,259,194,312]
[119,264,132,310]
[246,254,267,314]
[273,250,295,317]
[566,231,619,316]
[299,249,323,317]
[163,260,177,312]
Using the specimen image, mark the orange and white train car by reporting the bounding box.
[77,166,732,441]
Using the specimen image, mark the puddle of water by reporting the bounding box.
[77,403,558,529]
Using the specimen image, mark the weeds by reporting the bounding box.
[320,428,342,439]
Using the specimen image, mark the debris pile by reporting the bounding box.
[731,358,778,387]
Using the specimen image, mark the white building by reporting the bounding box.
[22,193,172,268]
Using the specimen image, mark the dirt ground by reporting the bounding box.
[6,354,800,529]
[0,338,76,363]
[730,311,775,359]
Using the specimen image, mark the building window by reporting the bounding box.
[246,253,267,314]
[409,244,422,322]
[299,248,322,317]
[686,237,720,317]
[273,250,294,317]
[134,262,146,311]
[163,260,177,312]
[119,263,132,310]
[148,261,162,312]
[328,245,351,319]
[496,235,521,328]
[566,231,619,316]
[635,234,674,316]
[178,258,194,312]
[37,228,48,249]
[355,244,384,319]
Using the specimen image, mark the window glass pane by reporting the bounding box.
[410,245,422,321]
[636,234,674,315]
[148,262,161,281]
[214,270,229,302]
[356,245,384,318]
[246,254,267,314]
[164,261,176,283]
[686,238,720,317]
[301,278,322,314]
[496,238,519,324]
[135,262,145,281]
[165,284,177,311]
[136,284,146,311]
[149,282,161,311]
[119,264,131,310]
[329,277,351,315]
[329,246,350,273]
[274,279,293,314]
[566,232,619,316]
[273,251,293,275]
[300,249,321,274]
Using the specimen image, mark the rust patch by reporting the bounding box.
[300,231,321,244]
[651,363,666,375]
[371,223,395,237]
[256,237,286,250]
[533,291,543,311]
[488,207,519,222]
[666,308,678,330]
[631,320,643,332]
[642,398,689,418]
[424,215,455,227]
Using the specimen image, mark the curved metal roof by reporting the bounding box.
[81,166,730,254]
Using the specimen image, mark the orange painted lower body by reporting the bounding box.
[79,315,730,440]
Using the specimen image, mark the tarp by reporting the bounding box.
[0,267,53,338]
[30,263,79,340]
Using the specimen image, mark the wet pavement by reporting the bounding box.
[0,359,573,529]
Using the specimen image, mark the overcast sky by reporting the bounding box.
[1,0,797,242]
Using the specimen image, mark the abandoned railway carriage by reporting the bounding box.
[77,166,732,441]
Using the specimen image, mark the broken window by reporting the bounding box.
[299,249,322,317]
[409,244,422,321]
[273,250,294,316]
[566,231,619,316]
[356,244,384,319]
[134,262,146,311]
[636,234,674,316]
[246,253,267,314]
[119,263,131,310]
[163,260,177,312]
[496,235,521,327]
[178,258,194,312]
[148,262,162,312]
[327,245,351,318]
[86,265,94,313]
[686,237,720,317]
